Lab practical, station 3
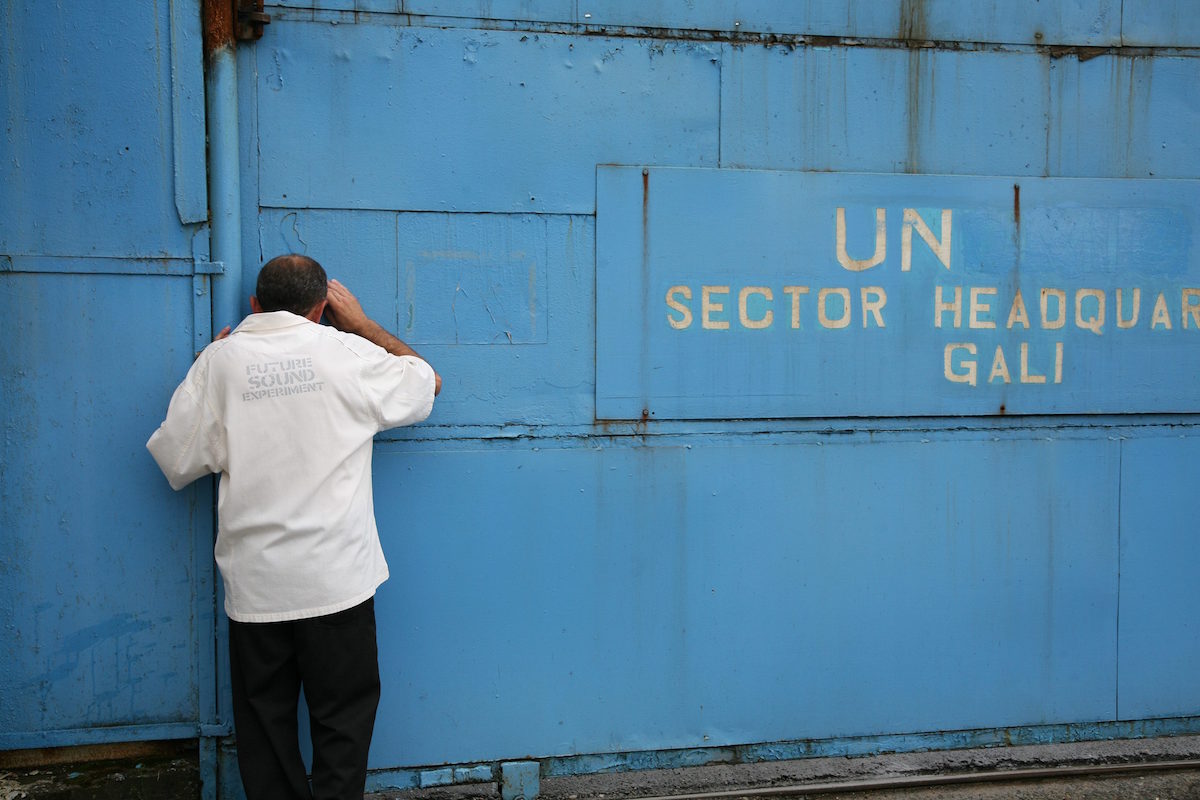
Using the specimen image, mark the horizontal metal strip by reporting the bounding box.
[374,417,1200,446]
[364,716,1200,791]
[0,722,200,751]
[256,204,594,218]
[0,255,196,276]
[268,7,1200,54]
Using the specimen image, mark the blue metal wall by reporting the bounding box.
[4,1,1200,797]
[1,0,219,754]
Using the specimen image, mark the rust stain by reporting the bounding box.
[642,168,650,272]
[1013,183,1021,227]
[899,0,928,43]
[203,0,235,59]
[642,169,650,223]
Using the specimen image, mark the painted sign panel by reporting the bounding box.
[597,167,1200,419]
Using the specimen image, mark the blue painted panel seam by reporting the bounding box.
[0,723,202,751]
[1115,437,1124,718]
[0,255,198,275]
[264,8,1200,54]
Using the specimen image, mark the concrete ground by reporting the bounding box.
[4,735,1200,799]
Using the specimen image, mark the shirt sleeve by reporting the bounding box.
[146,357,227,491]
[361,353,437,431]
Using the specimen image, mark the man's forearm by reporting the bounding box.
[351,318,424,360]
[348,318,443,395]
[323,277,442,394]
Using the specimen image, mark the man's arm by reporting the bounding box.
[323,278,443,395]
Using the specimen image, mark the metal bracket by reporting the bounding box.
[194,260,225,275]
[235,0,270,41]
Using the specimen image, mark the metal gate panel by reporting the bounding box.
[721,46,1200,180]
[257,208,595,426]
[597,167,1200,420]
[0,269,208,747]
[1,0,212,753]
[1117,434,1200,720]
[368,434,1117,766]
[254,19,720,214]
[0,2,201,260]
[239,4,1200,792]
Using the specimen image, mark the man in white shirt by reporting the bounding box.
[148,254,441,799]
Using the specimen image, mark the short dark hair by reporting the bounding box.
[255,254,328,316]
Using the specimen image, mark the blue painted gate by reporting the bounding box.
[1,0,221,757]
[3,2,1200,798]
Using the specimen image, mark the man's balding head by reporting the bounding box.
[254,254,328,317]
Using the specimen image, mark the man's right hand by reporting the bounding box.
[323,279,370,335]
[323,277,442,395]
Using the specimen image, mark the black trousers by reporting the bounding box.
[228,598,381,800]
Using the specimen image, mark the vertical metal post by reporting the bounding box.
[204,0,243,332]
[202,3,243,797]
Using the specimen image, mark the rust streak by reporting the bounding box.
[203,0,235,59]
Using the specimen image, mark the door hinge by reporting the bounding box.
[235,0,270,41]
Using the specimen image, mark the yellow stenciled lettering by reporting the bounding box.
[665,285,693,330]
[1183,289,1200,330]
[783,286,809,329]
[969,286,998,329]
[1020,342,1046,384]
[701,285,730,330]
[934,285,962,328]
[902,208,952,271]
[818,288,852,329]
[861,286,887,328]
[1116,288,1140,329]
[1075,288,1105,335]
[1006,290,1031,329]
[1040,288,1066,330]
[1151,292,1172,330]
[836,208,886,271]
[988,345,1011,384]
[944,343,977,386]
[738,287,774,330]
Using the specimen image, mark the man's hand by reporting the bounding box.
[215,326,232,341]
[323,279,371,336]
[322,277,442,395]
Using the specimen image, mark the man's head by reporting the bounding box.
[252,254,328,319]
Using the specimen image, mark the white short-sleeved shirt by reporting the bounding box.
[147,311,436,622]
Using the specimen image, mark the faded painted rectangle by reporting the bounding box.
[256,21,720,214]
[258,209,594,425]
[261,209,549,344]
[596,166,1200,419]
[397,214,548,345]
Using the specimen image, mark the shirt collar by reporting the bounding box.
[232,310,313,333]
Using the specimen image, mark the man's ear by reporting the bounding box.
[305,299,327,323]
[250,296,263,314]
